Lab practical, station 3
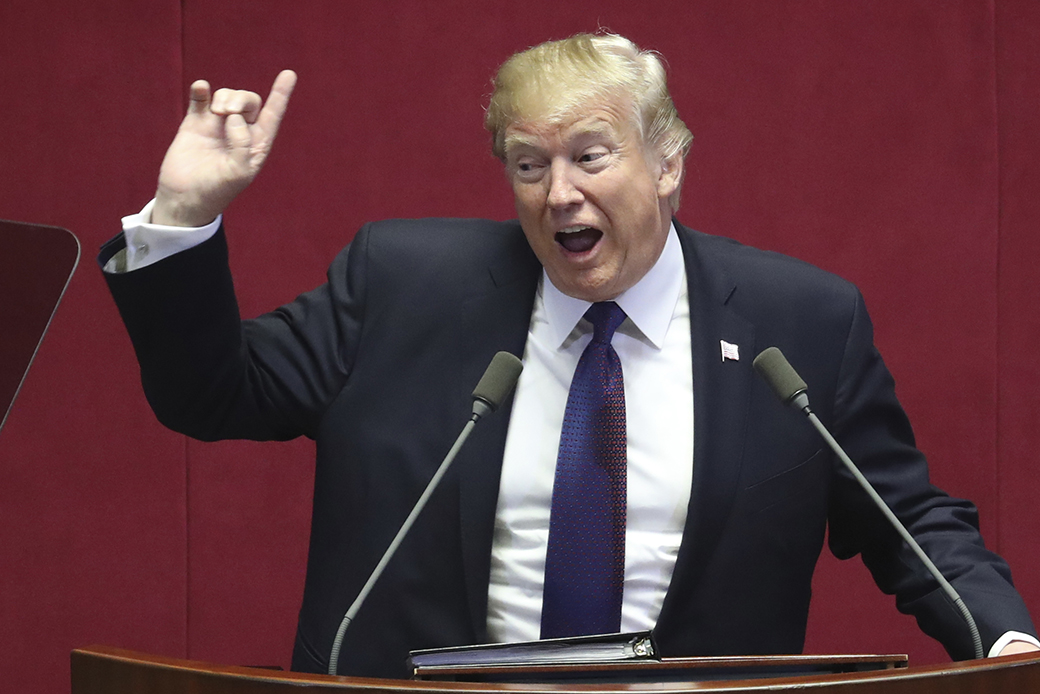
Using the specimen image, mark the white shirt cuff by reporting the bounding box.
[105,199,221,273]
[988,631,1040,657]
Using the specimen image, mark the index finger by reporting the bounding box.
[187,79,212,115]
[254,70,298,141]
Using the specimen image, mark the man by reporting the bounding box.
[101,34,1037,677]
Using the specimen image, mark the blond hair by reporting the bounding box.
[486,33,692,203]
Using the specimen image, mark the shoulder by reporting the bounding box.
[676,222,856,294]
[356,217,526,256]
[675,222,862,322]
[338,218,531,274]
[324,218,539,304]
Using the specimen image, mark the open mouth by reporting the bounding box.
[555,226,602,254]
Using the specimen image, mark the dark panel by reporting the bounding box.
[0,221,79,433]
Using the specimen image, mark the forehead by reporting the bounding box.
[502,99,639,155]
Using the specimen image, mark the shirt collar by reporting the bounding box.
[541,222,686,349]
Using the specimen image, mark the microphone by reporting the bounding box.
[751,346,809,412]
[752,347,984,660]
[328,351,523,675]
[472,351,525,419]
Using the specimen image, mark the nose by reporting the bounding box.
[546,161,584,209]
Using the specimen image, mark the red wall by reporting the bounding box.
[2,1,1039,691]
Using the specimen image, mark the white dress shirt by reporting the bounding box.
[488,225,695,643]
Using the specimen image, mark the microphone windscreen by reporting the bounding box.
[753,347,808,404]
[472,351,523,412]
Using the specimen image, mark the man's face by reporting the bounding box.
[504,98,682,302]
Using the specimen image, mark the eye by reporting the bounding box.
[577,147,609,167]
[511,157,545,182]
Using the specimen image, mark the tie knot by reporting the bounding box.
[584,301,627,344]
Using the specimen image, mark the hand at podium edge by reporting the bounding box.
[996,640,1040,657]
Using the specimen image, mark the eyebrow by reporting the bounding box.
[503,120,617,158]
[573,121,615,139]
[503,132,539,156]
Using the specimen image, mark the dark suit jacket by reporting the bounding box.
[101,218,1036,678]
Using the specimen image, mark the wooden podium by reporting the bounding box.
[71,645,1040,693]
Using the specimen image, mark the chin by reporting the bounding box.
[549,265,622,302]
[570,284,619,303]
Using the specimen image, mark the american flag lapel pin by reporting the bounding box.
[721,340,740,362]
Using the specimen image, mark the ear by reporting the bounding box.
[656,152,684,201]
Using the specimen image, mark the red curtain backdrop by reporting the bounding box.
[2,1,1039,691]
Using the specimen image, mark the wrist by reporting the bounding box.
[152,191,218,228]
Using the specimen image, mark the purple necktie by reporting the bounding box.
[540,301,628,638]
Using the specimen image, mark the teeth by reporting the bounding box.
[558,226,591,234]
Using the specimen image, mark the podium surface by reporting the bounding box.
[71,645,1040,693]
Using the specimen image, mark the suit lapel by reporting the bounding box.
[453,232,540,642]
[658,225,756,628]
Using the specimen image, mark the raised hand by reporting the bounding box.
[152,69,298,227]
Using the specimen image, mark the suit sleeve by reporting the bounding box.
[99,225,367,442]
[825,290,1036,659]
